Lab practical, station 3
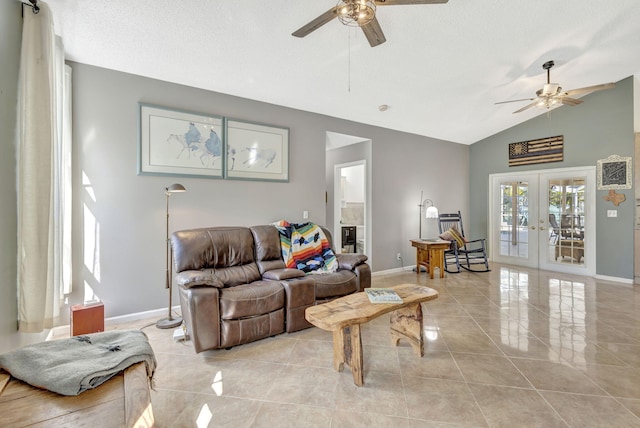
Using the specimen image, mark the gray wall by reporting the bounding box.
[68,62,467,321]
[0,2,49,353]
[326,136,469,270]
[470,77,635,279]
[372,131,469,268]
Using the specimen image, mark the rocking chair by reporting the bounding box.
[437,211,490,273]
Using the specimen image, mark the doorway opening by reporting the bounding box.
[334,161,366,254]
[325,132,372,266]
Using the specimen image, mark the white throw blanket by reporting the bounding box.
[0,330,156,396]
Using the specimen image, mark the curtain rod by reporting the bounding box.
[21,0,40,16]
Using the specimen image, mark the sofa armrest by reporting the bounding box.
[263,268,306,280]
[281,277,315,332]
[176,270,224,289]
[179,286,221,353]
[354,263,371,292]
[336,253,368,270]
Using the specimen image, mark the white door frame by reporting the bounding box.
[333,160,371,264]
[489,166,596,276]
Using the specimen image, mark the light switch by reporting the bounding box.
[303,210,309,219]
[607,210,617,218]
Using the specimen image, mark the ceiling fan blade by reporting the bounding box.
[361,17,386,47]
[292,7,339,38]
[560,97,583,106]
[513,101,539,114]
[495,97,535,105]
[564,82,615,97]
[375,0,448,5]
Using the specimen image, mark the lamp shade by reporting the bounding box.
[425,205,439,219]
[166,183,186,193]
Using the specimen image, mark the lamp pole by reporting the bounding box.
[157,184,186,329]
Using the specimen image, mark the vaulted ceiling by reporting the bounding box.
[45,0,640,144]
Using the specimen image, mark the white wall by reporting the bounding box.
[342,165,364,202]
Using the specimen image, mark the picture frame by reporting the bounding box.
[225,118,289,182]
[138,103,224,178]
[597,154,632,190]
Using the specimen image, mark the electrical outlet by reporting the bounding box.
[396,252,402,260]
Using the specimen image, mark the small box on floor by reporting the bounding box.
[70,301,104,336]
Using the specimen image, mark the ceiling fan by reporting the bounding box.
[495,60,615,114]
[292,0,449,48]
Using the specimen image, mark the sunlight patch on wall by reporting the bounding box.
[82,171,96,202]
[83,204,101,282]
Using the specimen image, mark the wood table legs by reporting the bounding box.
[390,303,424,357]
[411,240,449,279]
[333,325,364,386]
[331,303,424,386]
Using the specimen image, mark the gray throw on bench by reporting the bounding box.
[0,329,156,396]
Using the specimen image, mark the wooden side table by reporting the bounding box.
[410,239,450,279]
[71,301,104,336]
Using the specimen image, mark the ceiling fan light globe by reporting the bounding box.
[336,0,376,27]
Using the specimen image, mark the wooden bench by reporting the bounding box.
[0,362,153,427]
[305,284,438,386]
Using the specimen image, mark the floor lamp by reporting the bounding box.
[156,183,186,329]
[418,190,439,240]
[414,191,439,272]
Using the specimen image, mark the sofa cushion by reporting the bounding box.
[175,269,224,289]
[172,227,256,272]
[250,225,283,262]
[219,281,285,320]
[313,270,357,299]
[262,268,306,280]
[176,264,262,289]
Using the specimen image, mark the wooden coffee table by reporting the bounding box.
[305,284,438,386]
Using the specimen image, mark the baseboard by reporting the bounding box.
[372,266,415,276]
[593,274,634,285]
[48,305,181,339]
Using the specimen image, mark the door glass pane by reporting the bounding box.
[499,181,529,258]
[548,177,585,265]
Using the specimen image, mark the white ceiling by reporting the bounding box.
[43,0,640,145]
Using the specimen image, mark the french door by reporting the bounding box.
[489,167,595,276]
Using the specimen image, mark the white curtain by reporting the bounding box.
[17,2,72,333]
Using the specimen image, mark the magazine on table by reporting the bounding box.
[365,288,403,304]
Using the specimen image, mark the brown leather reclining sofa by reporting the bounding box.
[171,224,371,353]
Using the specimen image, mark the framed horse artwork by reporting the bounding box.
[138,103,225,179]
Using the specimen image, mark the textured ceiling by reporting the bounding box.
[44,0,640,145]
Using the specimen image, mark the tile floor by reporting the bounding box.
[124,264,640,427]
